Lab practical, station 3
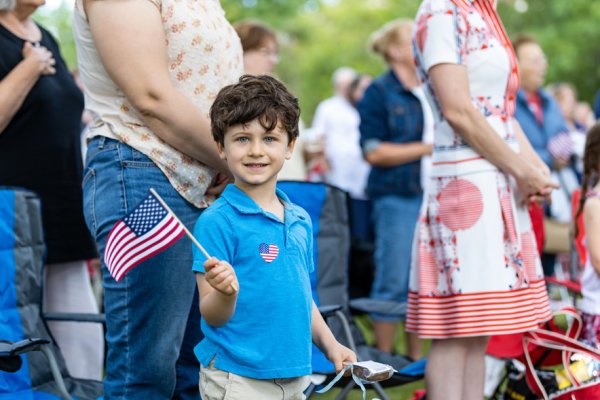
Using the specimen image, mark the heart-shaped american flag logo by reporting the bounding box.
[258,243,279,263]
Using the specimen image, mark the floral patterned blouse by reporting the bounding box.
[73,0,243,207]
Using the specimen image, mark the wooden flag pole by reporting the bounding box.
[149,188,238,292]
[150,188,210,259]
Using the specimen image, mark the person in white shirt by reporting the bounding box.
[312,67,371,199]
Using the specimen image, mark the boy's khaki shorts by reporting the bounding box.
[200,360,311,400]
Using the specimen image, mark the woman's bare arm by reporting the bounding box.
[365,142,432,167]
[428,63,557,199]
[84,0,229,174]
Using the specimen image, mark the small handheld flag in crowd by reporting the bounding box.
[103,190,186,282]
[104,188,238,292]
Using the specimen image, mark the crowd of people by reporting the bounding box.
[2,0,600,399]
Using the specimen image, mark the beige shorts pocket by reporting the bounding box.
[200,359,233,400]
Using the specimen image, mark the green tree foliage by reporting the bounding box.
[223,0,419,123]
[35,0,600,122]
[499,0,600,104]
[221,0,311,24]
[33,4,78,70]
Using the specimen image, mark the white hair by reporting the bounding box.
[0,0,16,11]
[332,66,357,95]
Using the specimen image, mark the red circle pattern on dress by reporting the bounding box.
[438,179,484,232]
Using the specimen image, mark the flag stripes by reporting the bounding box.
[259,243,279,263]
[103,192,185,282]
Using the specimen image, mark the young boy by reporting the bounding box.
[192,75,356,399]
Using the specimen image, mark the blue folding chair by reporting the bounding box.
[0,187,103,399]
[278,181,425,400]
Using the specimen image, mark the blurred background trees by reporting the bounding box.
[37,0,600,124]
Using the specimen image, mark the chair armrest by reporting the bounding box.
[349,298,406,316]
[318,305,343,319]
[0,338,50,356]
[0,338,50,373]
[44,312,106,324]
[0,338,72,398]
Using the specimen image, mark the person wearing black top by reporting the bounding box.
[0,0,103,380]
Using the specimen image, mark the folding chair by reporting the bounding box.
[0,187,104,399]
[277,181,425,400]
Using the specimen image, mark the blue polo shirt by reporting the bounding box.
[192,184,314,379]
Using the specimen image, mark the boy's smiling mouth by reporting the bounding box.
[244,163,269,169]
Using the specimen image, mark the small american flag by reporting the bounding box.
[104,192,185,282]
[258,243,279,263]
[547,131,573,162]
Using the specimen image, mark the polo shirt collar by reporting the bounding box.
[220,184,294,217]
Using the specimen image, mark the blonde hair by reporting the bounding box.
[0,0,16,11]
[369,19,413,63]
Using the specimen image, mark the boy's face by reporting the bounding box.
[218,119,295,191]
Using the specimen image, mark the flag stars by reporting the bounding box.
[124,196,169,236]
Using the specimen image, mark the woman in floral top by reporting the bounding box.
[410,0,557,398]
[72,0,242,397]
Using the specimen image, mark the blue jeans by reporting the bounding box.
[370,194,422,321]
[83,137,203,399]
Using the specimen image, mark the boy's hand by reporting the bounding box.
[326,342,357,375]
[204,257,239,296]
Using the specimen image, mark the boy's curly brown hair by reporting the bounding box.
[210,74,300,146]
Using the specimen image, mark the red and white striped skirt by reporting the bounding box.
[407,170,552,338]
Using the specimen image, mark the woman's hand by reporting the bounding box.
[514,162,558,205]
[203,257,239,296]
[0,41,58,133]
[22,42,55,76]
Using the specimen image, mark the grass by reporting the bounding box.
[315,310,574,399]
[315,380,424,400]
[316,316,426,400]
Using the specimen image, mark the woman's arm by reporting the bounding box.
[84,0,229,174]
[365,142,433,167]
[428,63,557,200]
[584,198,600,275]
[513,119,550,176]
[0,42,55,133]
[358,82,432,167]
